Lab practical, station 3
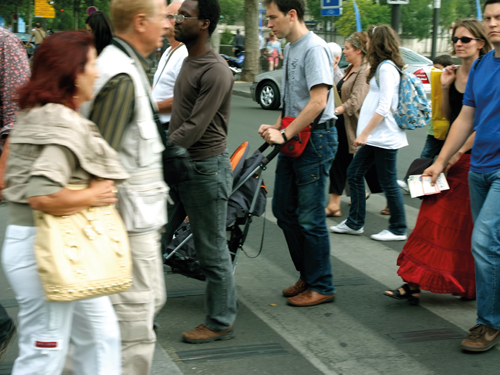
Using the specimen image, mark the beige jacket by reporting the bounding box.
[340,61,370,154]
[4,103,129,204]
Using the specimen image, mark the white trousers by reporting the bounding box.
[1,225,121,375]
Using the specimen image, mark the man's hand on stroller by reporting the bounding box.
[259,124,285,146]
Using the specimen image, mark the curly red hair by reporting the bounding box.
[18,31,95,111]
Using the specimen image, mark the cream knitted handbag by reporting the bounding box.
[34,185,132,302]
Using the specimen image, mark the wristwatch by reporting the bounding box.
[334,109,339,116]
[280,129,288,143]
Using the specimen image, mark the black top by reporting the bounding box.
[337,77,345,96]
[448,81,464,125]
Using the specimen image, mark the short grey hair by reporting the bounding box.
[327,42,342,59]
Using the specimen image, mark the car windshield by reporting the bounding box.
[400,47,432,65]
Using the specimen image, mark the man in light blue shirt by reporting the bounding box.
[258,0,338,307]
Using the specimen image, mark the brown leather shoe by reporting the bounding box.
[182,324,234,344]
[287,289,335,307]
[282,279,307,297]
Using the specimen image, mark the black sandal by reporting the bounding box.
[384,284,420,306]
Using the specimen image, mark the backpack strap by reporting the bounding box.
[473,54,485,70]
[374,60,401,116]
[375,60,401,87]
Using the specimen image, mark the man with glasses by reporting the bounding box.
[163,0,237,344]
[425,0,500,352]
[82,0,168,372]
[152,0,188,128]
[258,0,337,307]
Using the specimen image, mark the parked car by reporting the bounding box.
[250,46,433,110]
[14,32,35,58]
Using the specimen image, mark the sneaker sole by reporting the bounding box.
[330,228,364,235]
[371,236,407,241]
[182,330,234,344]
[461,336,500,352]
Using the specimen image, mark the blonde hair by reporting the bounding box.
[111,0,158,34]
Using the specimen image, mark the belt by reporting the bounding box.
[314,119,335,130]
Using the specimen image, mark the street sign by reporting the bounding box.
[322,0,342,7]
[321,8,342,16]
[387,0,409,4]
[34,0,55,18]
[87,6,98,16]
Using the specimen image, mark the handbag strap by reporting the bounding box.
[153,43,184,89]
[111,38,168,150]
[282,47,330,130]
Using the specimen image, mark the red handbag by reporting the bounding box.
[279,117,311,158]
[279,50,330,158]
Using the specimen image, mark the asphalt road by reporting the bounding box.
[1,95,499,375]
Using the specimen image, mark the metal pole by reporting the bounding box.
[431,1,440,60]
[391,4,401,34]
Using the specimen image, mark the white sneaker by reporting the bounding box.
[330,220,364,235]
[397,179,410,193]
[370,230,407,242]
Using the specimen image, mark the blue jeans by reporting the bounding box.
[420,135,445,159]
[346,145,407,235]
[0,303,14,343]
[272,127,338,295]
[469,169,500,330]
[164,152,237,331]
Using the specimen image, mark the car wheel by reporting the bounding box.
[258,81,280,110]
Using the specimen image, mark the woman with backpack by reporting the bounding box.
[384,19,491,305]
[330,25,407,242]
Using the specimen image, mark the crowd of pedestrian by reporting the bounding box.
[1,0,500,373]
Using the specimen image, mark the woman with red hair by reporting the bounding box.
[1,32,128,374]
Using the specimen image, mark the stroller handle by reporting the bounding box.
[258,142,281,166]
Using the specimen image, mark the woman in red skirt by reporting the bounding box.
[384,19,491,305]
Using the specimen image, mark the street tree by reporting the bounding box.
[219,0,244,25]
[336,0,390,37]
[241,0,259,82]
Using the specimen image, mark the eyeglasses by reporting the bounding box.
[173,14,198,23]
[452,36,482,44]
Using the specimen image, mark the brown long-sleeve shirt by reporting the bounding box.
[168,49,233,161]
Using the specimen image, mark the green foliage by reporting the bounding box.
[219,0,244,25]
[441,0,486,31]
[401,0,487,40]
[220,27,234,45]
[401,0,433,39]
[335,0,390,37]
[0,0,112,32]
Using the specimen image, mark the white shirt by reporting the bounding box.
[152,43,188,124]
[357,63,408,150]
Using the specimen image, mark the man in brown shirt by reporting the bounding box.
[163,0,237,344]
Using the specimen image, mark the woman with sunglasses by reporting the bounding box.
[384,19,492,305]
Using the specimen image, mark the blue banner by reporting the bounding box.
[476,0,482,21]
[353,0,362,32]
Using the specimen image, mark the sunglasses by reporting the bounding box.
[452,36,482,44]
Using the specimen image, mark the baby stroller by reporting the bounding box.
[163,142,279,281]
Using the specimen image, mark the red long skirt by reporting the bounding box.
[396,154,476,298]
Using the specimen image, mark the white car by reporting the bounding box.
[250,46,433,110]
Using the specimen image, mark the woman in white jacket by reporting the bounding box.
[331,25,408,241]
